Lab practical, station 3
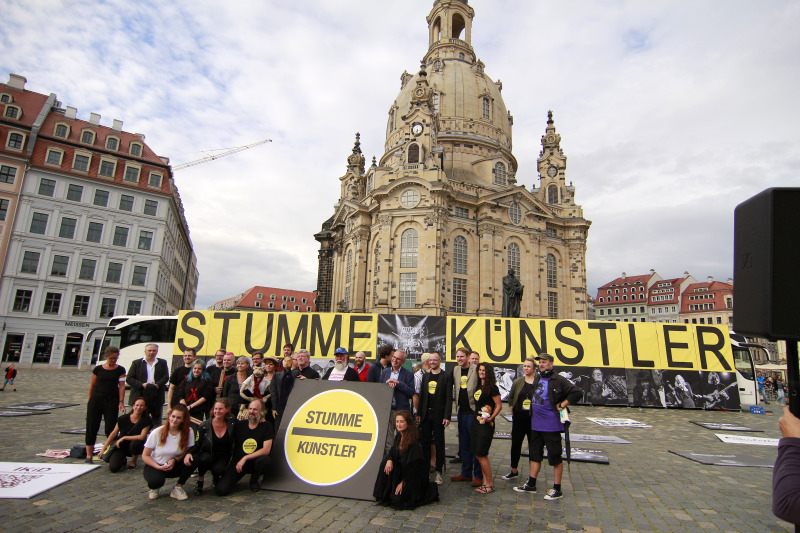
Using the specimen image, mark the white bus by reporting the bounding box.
[729,331,767,406]
[82,315,178,373]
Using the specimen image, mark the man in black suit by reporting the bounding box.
[126,344,169,424]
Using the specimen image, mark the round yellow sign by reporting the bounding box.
[284,389,378,486]
[242,438,258,454]
[428,381,437,395]
[522,399,531,411]
[460,375,468,389]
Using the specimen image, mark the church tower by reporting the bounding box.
[315,0,591,318]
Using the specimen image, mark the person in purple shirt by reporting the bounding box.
[773,406,800,526]
[513,353,581,500]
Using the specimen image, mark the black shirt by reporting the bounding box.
[457,369,471,414]
[169,366,192,387]
[232,419,274,462]
[515,382,535,414]
[117,412,152,438]
[92,365,126,398]
[426,372,442,409]
[296,366,320,380]
[474,385,501,417]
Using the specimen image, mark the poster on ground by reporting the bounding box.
[0,463,99,499]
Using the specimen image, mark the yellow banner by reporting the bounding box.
[174,311,377,358]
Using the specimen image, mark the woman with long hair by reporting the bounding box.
[178,360,214,421]
[373,410,438,509]
[100,397,152,472]
[85,346,127,463]
[184,399,235,495]
[501,357,536,482]
[142,404,195,500]
[223,356,252,418]
[471,363,502,494]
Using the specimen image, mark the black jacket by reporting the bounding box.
[417,370,453,423]
[532,371,582,412]
[126,358,169,407]
[322,366,361,382]
[189,418,235,456]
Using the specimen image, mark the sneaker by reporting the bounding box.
[513,483,537,494]
[434,472,443,485]
[544,488,563,500]
[84,457,93,464]
[500,471,519,480]
[148,489,159,500]
[170,486,188,500]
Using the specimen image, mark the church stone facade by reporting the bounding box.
[315,0,590,319]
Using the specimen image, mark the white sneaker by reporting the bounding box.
[148,489,159,500]
[170,486,188,500]
[434,472,443,485]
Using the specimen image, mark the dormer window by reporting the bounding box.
[54,123,69,138]
[0,93,11,103]
[6,132,24,150]
[106,136,119,151]
[148,172,162,188]
[4,105,20,119]
[81,129,96,145]
[123,163,141,183]
[72,151,91,172]
[130,142,142,157]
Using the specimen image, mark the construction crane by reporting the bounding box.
[171,139,272,171]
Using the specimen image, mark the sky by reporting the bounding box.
[3,0,799,309]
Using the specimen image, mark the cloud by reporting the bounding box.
[3,0,799,309]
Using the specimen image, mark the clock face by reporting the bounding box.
[412,123,423,136]
[547,166,557,178]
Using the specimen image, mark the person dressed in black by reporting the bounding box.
[85,346,127,463]
[471,363,502,494]
[293,349,320,380]
[215,399,274,495]
[501,357,536,482]
[367,345,393,383]
[374,410,439,509]
[100,397,152,472]
[414,352,452,485]
[167,349,197,408]
[177,361,214,421]
[184,399,235,495]
[270,359,295,428]
[126,344,169,425]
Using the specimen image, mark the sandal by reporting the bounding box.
[475,485,495,494]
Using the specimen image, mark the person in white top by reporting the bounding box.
[142,404,196,500]
[322,347,360,382]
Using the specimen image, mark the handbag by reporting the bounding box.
[101,444,116,463]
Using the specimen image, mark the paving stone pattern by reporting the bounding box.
[0,368,792,532]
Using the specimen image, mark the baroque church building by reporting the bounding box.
[315,0,590,319]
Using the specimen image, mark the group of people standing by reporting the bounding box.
[758,371,788,405]
[83,342,581,505]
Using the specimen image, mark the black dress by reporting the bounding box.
[470,385,500,457]
[373,434,439,509]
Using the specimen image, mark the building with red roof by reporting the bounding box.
[647,273,696,323]
[679,277,734,327]
[594,270,661,322]
[0,74,198,367]
[209,286,317,313]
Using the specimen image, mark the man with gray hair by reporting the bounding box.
[126,344,169,424]
[293,349,320,380]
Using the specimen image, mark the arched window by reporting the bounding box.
[546,254,557,288]
[482,97,490,120]
[408,144,420,164]
[509,202,521,225]
[432,16,441,42]
[452,13,465,39]
[401,229,418,268]
[346,250,352,284]
[453,236,467,274]
[508,243,520,278]
[494,162,506,185]
[547,184,559,204]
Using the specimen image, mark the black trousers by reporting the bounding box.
[215,456,271,496]
[85,395,118,447]
[510,411,533,470]
[143,463,195,489]
[419,412,446,473]
[190,451,231,479]
[108,440,145,473]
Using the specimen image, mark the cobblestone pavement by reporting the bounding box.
[0,368,792,532]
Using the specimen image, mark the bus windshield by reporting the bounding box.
[98,317,177,362]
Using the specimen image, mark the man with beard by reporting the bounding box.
[206,348,225,374]
[167,349,197,408]
[293,349,320,380]
[322,347,361,382]
[415,352,452,485]
[215,400,274,495]
[214,352,237,399]
[353,351,370,382]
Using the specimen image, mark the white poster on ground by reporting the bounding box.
[715,434,779,447]
[586,417,652,428]
[0,462,99,499]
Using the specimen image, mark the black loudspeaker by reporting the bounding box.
[733,187,800,340]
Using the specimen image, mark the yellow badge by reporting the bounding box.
[473,389,481,401]
[285,389,378,486]
[242,438,257,454]
[460,375,468,389]
[522,399,531,411]
[428,381,437,395]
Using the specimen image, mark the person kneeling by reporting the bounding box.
[142,404,195,500]
[101,397,152,472]
[373,410,439,509]
[215,399,274,496]
[183,399,235,495]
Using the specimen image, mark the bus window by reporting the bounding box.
[732,347,754,381]
[120,319,176,349]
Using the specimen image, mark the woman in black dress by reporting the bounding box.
[85,346,127,463]
[471,363,502,494]
[178,361,214,421]
[100,397,152,472]
[373,410,438,509]
[184,399,235,495]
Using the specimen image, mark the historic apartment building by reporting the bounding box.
[209,286,317,313]
[0,74,198,367]
[315,0,591,318]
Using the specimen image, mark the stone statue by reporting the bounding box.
[502,269,524,318]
